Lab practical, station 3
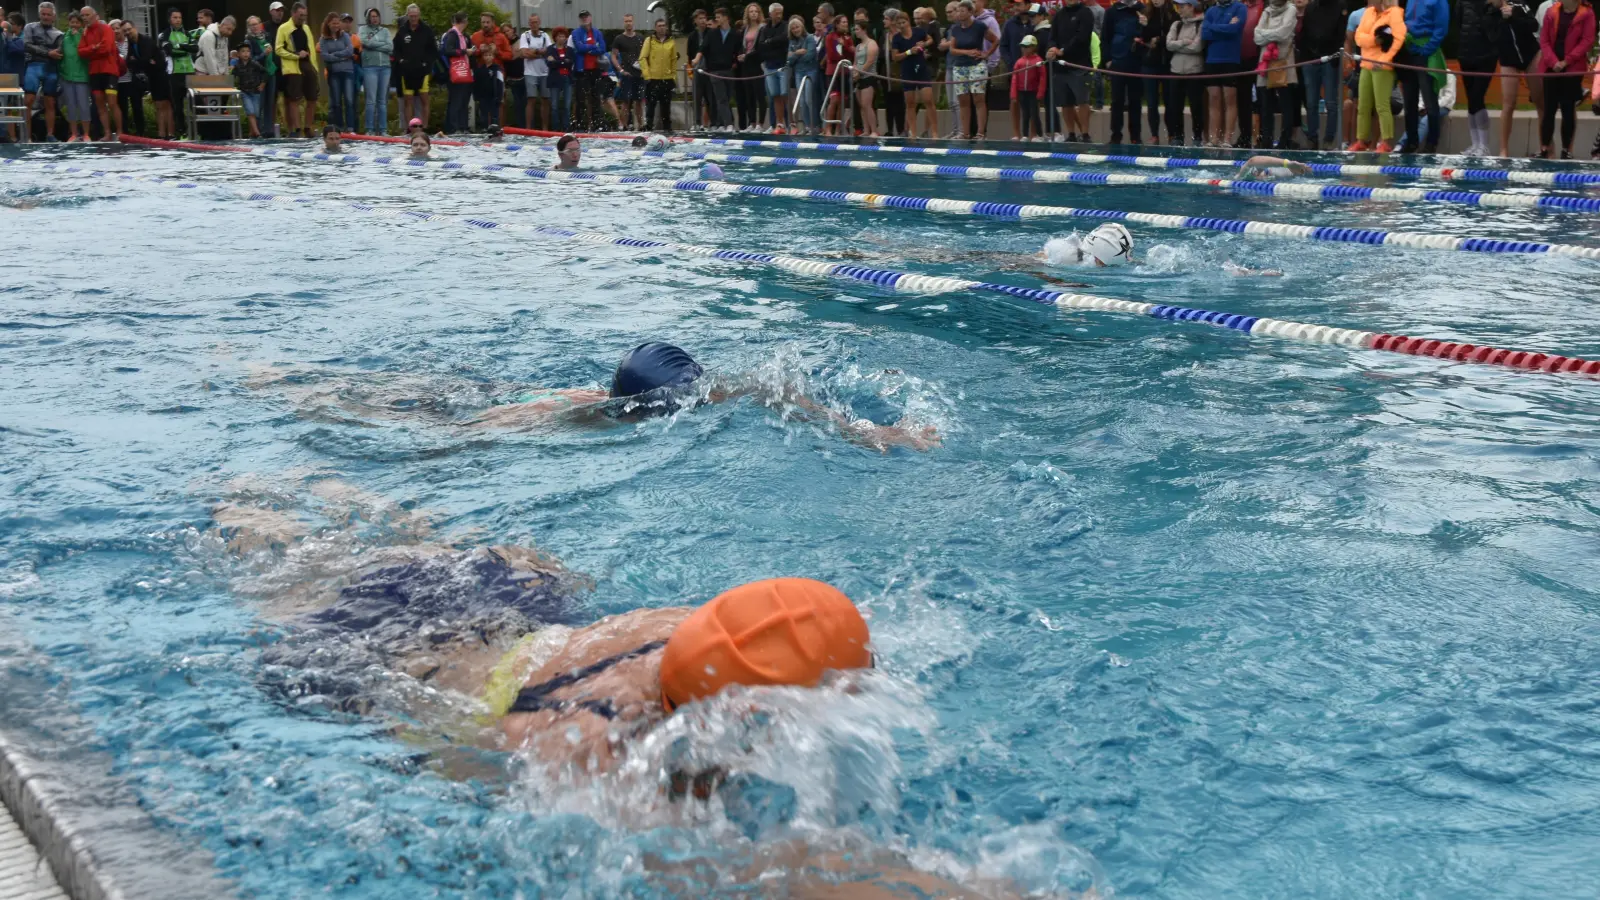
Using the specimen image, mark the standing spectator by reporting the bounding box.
[1100,0,1142,143]
[77,5,118,139]
[1493,0,1539,156]
[972,0,1001,134]
[878,7,903,134]
[1203,0,1245,146]
[1,14,24,128]
[1397,0,1448,152]
[1165,0,1205,145]
[785,12,819,133]
[1351,0,1405,151]
[58,9,87,141]
[611,13,645,130]
[821,13,854,135]
[320,12,355,132]
[1456,0,1498,155]
[687,9,711,128]
[392,4,432,132]
[1028,3,1057,135]
[160,7,194,137]
[358,8,392,135]
[275,2,319,138]
[109,16,136,136]
[999,0,1028,140]
[640,16,678,132]
[1536,0,1593,157]
[941,0,989,138]
[235,38,266,135]
[1047,0,1094,141]
[500,21,523,128]
[814,4,834,127]
[342,13,362,102]
[23,3,65,142]
[1235,0,1264,147]
[914,6,942,127]
[470,12,510,131]
[759,3,791,132]
[194,13,230,75]
[439,12,472,134]
[570,10,606,131]
[545,26,574,131]
[519,14,551,130]
[733,4,763,130]
[890,8,935,137]
[1296,0,1345,149]
[852,18,879,135]
[1139,0,1179,144]
[696,7,739,129]
[258,4,285,136]
[122,18,164,137]
[1254,0,1297,149]
[1010,33,1044,139]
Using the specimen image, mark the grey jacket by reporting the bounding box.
[1254,1,1298,85]
[1166,16,1205,75]
[22,21,63,65]
[357,24,392,67]
[319,33,355,73]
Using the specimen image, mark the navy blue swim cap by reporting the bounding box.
[610,342,704,399]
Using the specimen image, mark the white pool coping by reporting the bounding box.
[0,797,68,900]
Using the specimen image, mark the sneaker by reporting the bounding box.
[772,125,786,135]
[1346,140,1370,152]
[1051,132,1065,142]
[1561,149,1574,160]
[1375,140,1395,153]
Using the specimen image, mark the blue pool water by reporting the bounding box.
[3,139,1600,899]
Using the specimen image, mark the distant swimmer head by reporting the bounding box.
[1082,222,1134,267]
[698,162,725,181]
[608,341,705,414]
[659,578,873,712]
[645,133,671,153]
[631,135,649,148]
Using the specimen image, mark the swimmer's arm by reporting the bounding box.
[645,841,1035,899]
[464,388,610,428]
[1019,269,1093,289]
[712,382,941,453]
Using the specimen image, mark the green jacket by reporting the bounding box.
[60,29,88,82]
[162,26,195,75]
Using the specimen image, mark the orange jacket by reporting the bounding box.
[471,29,513,68]
[1354,5,1406,70]
[78,20,120,76]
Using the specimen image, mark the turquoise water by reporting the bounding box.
[3,139,1600,899]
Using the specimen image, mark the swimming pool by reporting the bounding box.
[3,137,1600,899]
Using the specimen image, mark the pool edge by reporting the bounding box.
[0,731,122,900]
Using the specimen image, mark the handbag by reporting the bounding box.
[446,31,473,83]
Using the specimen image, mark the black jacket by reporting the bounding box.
[735,25,762,75]
[755,22,788,68]
[1138,1,1179,67]
[699,26,739,71]
[1497,0,1540,69]
[128,33,163,81]
[392,19,436,73]
[1296,0,1347,60]
[1049,3,1095,67]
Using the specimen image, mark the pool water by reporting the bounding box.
[3,139,1600,899]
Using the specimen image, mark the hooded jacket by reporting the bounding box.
[1254,0,1297,84]
[1201,0,1245,63]
[1355,4,1406,69]
[1100,0,1144,67]
[1539,1,1595,72]
[1167,13,1205,73]
[1403,0,1450,58]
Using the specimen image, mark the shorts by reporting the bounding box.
[60,80,91,122]
[241,92,262,116]
[763,66,789,98]
[148,71,171,101]
[1051,68,1087,105]
[90,73,117,93]
[283,71,320,102]
[951,66,986,95]
[1205,59,1245,83]
[397,69,428,94]
[827,70,851,96]
[616,73,643,101]
[523,72,547,98]
[23,62,59,97]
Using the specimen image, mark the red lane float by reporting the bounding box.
[1369,333,1600,375]
[118,134,252,152]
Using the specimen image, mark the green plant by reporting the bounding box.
[393,0,510,35]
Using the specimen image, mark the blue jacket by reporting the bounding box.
[0,34,24,75]
[1403,0,1449,58]
[1100,1,1143,66]
[571,24,606,72]
[999,14,1028,65]
[1201,0,1245,63]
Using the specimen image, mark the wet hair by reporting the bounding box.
[323,123,341,137]
[631,135,648,147]
[556,133,579,152]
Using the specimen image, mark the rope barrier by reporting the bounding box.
[1044,53,1346,82]
[94,138,1600,259]
[17,157,1598,380]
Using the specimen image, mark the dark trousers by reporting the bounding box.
[885,89,904,135]
[1541,74,1581,150]
[1167,78,1205,142]
[736,74,764,129]
[508,76,526,128]
[1235,71,1255,144]
[473,69,503,130]
[445,81,472,132]
[169,73,189,135]
[1460,58,1496,115]
[261,71,278,135]
[707,69,734,126]
[573,70,602,130]
[1397,48,1440,148]
[118,84,147,135]
[1107,63,1142,142]
[645,78,674,131]
[1259,84,1294,147]
[693,71,714,124]
[1016,88,1042,138]
[1141,65,1168,142]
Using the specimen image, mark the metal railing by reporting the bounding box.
[821,61,852,135]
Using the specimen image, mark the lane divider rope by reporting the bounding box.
[21,153,1599,380]
[100,136,1600,260]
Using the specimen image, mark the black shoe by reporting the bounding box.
[1561,150,1574,160]
[1396,141,1418,154]
[1421,143,1438,154]
[1109,133,1122,144]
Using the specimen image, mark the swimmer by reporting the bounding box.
[321,123,342,154]
[1045,222,1136,268]
[484,123,503,143]
[555,133,581,169]
[1236,155,1312,180]
[469,341,940,452]
[406,116,425,135]
[837,222,1138,289]
[644,133,671,153]
[697,161,725,181]
[408,130,431,159]
[1222,260,1285,277]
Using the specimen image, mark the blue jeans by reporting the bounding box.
[1300,56,1340,145]
[791,70,818,130]
[548,80,572,131]
[327,71,356,130]
[362,66,390,133]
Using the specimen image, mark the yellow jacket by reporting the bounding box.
[638,35,678,80]
[1355,6,1406,70]
[274,20,320,75]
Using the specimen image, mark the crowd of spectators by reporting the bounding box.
[1,0,1598,156]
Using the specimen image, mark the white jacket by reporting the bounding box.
[195,24,230,75]
[1253,2,1297,86]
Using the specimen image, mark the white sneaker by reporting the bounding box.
[1051,132,1065,142]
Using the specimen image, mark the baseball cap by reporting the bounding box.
[1026,2,1044,11]
[1020,34,1037,45]
[268,1,283,8]
[579,9,592,16]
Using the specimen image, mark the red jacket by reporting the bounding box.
[78,21,120,76]
[1539,3,1596,73]
[1239,0,1264,63]
[1010,56,1045,96]
[471,28,513,69]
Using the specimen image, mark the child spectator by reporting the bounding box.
[234,39,267,137]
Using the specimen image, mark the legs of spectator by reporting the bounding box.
[1232,74,1254,145]
[1497,70,1522,157]
[884,88,903,136]
[169,74,188,137]
[1396,51,1439,151]
[473,70,494,131]
[119,86,146,137]
[1108,68,1140,143]
[1142,69,1163,143]
[260,72,277,137]
[1206,81,1236,146]
[549,81,571,131]
[1300,59,1324,148]
[362,67,386,133]
[1460,62,1493,154]
[508,78,525,129]
[445,81,471,133]
[1541,74,1579,157]
[1017,90,1039,139]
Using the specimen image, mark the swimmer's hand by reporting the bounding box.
[1222,261,1283,277]
[846,420,941,453]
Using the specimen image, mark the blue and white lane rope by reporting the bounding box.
[21,160,1600,380]
[125,148,1599,259]
[683,137,1600,187]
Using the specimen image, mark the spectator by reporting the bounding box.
[814,9,832,128]
[785,13,820,133]
[734,4,765,131]
[320,12,355,132]
[889,8,934,138]
[439,12,472,134]
[342,13,361,99]
[23,3,63,142]
[160,7,194,137]
[58,9,87,141]
[687,9,712,128]
[1203,0,1245,146]
[546,26,574,131]
[941,0,989,139]
[757,4,790,133]
[972,0,1001,134]
[696,7,738,130]
[1398,0,1448,152]
[1165,0,1206,145]
[878,7,904,135]
[519,14,551,131]
[914,6,943,129]
[108,16,133,135]
[1536,0,1593,158]
[640,17,678,132]
[195,12,230,74]
[570,10,607,131]
[235,38,266,136]
[1236,0,1264,147]
[1100,0,1142,143]
[1341,0,1367,149]
[852,18,879,135]
[610,13,645,130]
[1000,0,1027,139]
[121,18,164,138]
[1351,0,1405,152]
[821,13,854,135]
[392,4,432,132]
[1027,3,1056,134]
[1456,0,1495,155]
[1010,34,1044,139]
[555,132,581,168]
[500,22,522,128]
[470,11,510,131]
[275,2,319,138]
[1492,0,1539,156]
[1047,0,1093,142]
[1254,0,1297,150]
[1296,0,1344,150]
[1140,0,1179,145]
[253,6,282,135]
[76,6,117,139]
[1,15,24,114]
[357,8,391,135]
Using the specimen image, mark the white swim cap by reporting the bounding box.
[1082,223,1134,266]
[645,134,670,152]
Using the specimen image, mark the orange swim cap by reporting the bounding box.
[659,578,872,711]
